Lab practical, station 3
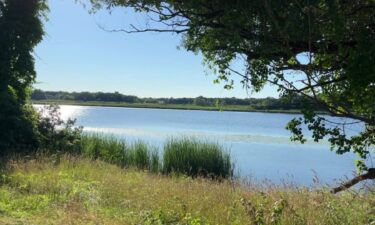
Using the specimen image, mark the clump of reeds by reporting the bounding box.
[79,134,233,178]
[79,135,158,171]
[163,137,233,178]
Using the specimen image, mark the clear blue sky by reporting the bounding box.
[34,0,278,98]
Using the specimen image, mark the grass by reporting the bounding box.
[80,135,158,171]
[163,137,232,178]
[0,156,374,224]
[32,99,304,114]
[78,135,233,178]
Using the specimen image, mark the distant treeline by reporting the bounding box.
[31,89,319,111]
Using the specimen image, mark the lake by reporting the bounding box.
[38,104,363,186]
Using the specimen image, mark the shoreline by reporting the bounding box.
[32,100,306,114]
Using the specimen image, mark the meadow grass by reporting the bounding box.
[79,135,233,178]
[0,156,373,225]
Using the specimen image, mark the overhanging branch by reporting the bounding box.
[331,168,375,194]
[99,24,189,34]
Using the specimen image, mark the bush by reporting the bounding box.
[37,105,82,154]
[0,94,40,156]
[0,103,83,158]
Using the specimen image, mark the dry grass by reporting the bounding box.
[0,156,374,225]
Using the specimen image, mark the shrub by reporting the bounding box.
[37,105,82,154]
[0,104,82,157]
[0,96,40,156]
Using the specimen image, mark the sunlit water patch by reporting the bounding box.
[34,104,88,121]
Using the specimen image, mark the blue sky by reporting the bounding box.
[34,0,278,98]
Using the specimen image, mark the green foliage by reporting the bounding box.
[163,137,232,178]
[91,0,375,172]
[32,89,318,111]
[193,96,212,106]
[0,104,83,158]
[0,0,48,154]
[37,105,83,154]
[0,100,40,155]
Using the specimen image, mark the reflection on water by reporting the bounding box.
[35,104,363,186]
[59,105,88,121]
[35,104,88,121]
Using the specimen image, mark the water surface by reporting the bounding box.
[37,104,365,186]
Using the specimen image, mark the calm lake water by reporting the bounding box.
[37,105,366,186]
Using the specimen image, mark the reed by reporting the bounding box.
[163,137,233,178]
[79,135,158,171]
[79,135,233,178]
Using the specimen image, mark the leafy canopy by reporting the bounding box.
[90,0,375,171]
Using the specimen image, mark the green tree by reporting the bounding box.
[91,0,375,191]
[194,96,211,106]
[0,0,48,153]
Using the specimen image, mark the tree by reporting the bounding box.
[90,0,375,192]
[194,96,211,106]
[31,89,47,100]
[0,0,48,153]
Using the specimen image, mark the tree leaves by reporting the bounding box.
[91,0,375,171]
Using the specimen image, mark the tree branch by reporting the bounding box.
[331,168,375,194]
[99,24,189,34]
[296,76,347,92]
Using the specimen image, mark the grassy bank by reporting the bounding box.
[0,156,374,224]
[32,100,303,114]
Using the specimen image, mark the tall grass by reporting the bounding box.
[1,156,373,224]
[78,134,233,178]
[79,135,158,171]
[163,137,233,178]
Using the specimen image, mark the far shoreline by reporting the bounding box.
[32,100,308,115]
